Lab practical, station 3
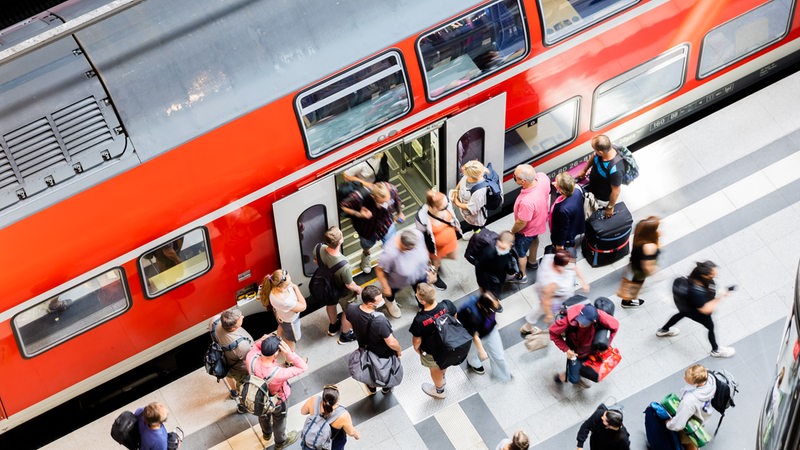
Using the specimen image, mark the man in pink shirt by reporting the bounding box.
[511,164,550,283]
[245,335,308,449]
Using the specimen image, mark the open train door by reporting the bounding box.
[272,175,338,302]
[443,93,507,193]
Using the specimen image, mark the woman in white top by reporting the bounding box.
[520,249,589,334]
[451,160,489,230]
[262,269,306,351]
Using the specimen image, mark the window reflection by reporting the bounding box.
[298,205,328,277]
[538,0,638,45]
[140,228,211,297]
[13,268,129,357]
[504,98,579,168]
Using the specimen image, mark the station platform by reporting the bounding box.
[45,69,800,450]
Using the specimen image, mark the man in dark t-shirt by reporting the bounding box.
[577,135,624,218]
[409,283,457,399]
[346,285,402,394]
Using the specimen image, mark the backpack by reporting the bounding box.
[464,228,499,265]
[709,369,738,436]
[672,277,692,312]
[204,319,248,382]
[375,153,390,183]
[309,245,348,305]
[614,145,639,185]
[240,357,282,416]
[469,162,504,211]
[300,399,346,450]
[110,410,140,450]
[431,304,472,369]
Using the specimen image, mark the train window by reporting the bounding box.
[12,268,130,357]
[418,0,528,100]
[297,51,411,158]
[504,98,580,168]
[698,0,793,79]
[456,129,485,181]
[759,305,800,447]
[139,228,212,298]
[298,204,328,277]
[538,0,638,45]
[592,45,688,130]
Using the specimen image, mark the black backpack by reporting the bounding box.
[672,277,692,312]
[431,303,472,369]
[110,410,140,450]
[709,369,738,436]
[469,162,504,211]
[464,228,499,265]
[204,319,248,382]
[309,244,348,305]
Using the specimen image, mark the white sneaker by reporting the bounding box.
[421,382,446,399]
[360,254,372,274]
[656,327,680,337]
[710,346,736,358]
[384,300,402,318]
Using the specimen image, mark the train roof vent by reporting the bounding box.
[5,117,65,179]
[0,149,17,191]
[53,97,114,160]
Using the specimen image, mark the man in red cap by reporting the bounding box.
[550,304,618,388]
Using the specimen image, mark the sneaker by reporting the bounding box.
[366,385,377,396]
[656,327,680,337]
[381,387,392,394]
[520,324,539,338]
[468,364,485,375]
[710,346,736,358]
[360,254,372,274]
[229,389,238,399]
[433,276,447,290]
[526,261,539,270]
[237,404,248,414]
[275,430,298,450]
[262,432,272,441]
[338,330,356,344]
[384,300,402,318]
[327,313,342,336]
[421,382,446,399]
[511,274,528,284]
[621,299,645,308]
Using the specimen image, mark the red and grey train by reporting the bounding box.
[0,0,798,434]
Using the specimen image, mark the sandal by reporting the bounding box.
[553,374,564,385]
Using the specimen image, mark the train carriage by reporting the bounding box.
[0,0,798,433]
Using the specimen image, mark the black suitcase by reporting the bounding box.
[582,202,633,267]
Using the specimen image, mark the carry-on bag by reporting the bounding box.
[582,202,633,266]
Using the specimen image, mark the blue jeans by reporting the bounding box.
[359,222,397,250]
[467,328,512,382]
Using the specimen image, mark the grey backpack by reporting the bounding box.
[300,399,346,450]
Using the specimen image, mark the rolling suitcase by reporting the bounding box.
[582,202,633,267]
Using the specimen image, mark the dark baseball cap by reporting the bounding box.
[576,304,598,327]
[261,335,281,356]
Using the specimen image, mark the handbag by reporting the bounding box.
[617,276,643,300]
[524,327,549,352]
[347,314,404,388]
[581,347,622,382]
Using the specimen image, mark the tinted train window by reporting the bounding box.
[456,128,485,181]
[297,204,328,277]
[698,0,793,79]
[418,0,528,100]
[504,98,579,168]
[297,51,411,158]
[592,45,688,130]
[139,228,212,298]
[538,0,638,45]
[13,268,130,357]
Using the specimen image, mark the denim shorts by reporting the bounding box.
[513,233,538,256]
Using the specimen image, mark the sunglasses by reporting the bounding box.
[323,384,339,391]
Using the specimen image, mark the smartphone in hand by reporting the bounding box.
[727,285,737,291]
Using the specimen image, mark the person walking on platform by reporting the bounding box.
[520,248,589,330]
[263,269,306,351]
[617,216,661,308]
[345,285,403,395]
[457,291,512,382]
[656,260,736,358]
[548,172,585,256]
[576,404,630,450]
[375,229,435,318]
[576,135,624,219]
[410,283,457,399]
[474,230,519,297]
[511,164,550,283]
[416,190,462,290]
[665,364,717,450]
[315,226,363,343]
[299,385,360,450]
[550,304,618,388]
[208,309,253,402]
[246,335,308,449]
[339,181,404,274]
[496,430,531,450]
[135,402,182,450]
[451,160,490,232]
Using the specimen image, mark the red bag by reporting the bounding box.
[582,347,622,382]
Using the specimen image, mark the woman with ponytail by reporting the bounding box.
[262,269,306,351]
[300,385,359,449]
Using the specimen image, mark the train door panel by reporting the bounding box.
[272,176,338,299]
[443,93,507,192]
